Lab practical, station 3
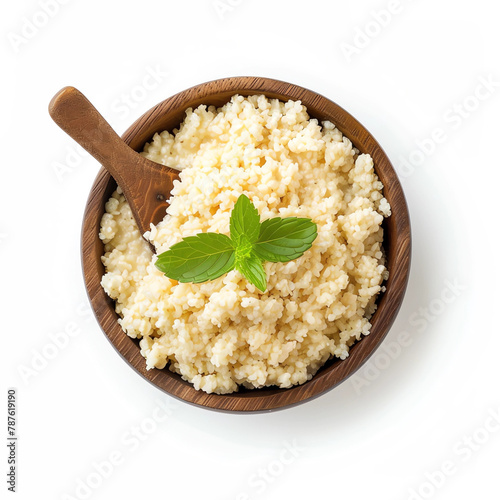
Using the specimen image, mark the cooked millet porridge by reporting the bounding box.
[99,94,391,394]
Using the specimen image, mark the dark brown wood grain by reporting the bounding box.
[81,76,411,413]
[49,87,178,235]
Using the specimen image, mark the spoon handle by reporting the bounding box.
[49,87,141,177]
[48,86,178,236]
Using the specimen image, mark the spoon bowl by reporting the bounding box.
[78,76,411,413]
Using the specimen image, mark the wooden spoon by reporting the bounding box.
[49,86,179,236]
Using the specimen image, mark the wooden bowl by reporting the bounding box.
[82,76,411,413]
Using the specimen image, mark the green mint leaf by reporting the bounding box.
[155,233,235,283]
[253,217,317,263]
[235,251,267,292]
[230,194,261,245]
[154,195,317,289]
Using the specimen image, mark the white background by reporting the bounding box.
[2,1,499,499]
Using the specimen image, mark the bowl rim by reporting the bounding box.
[81,76,411,413]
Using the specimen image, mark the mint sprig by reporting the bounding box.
[155,194,317,292]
